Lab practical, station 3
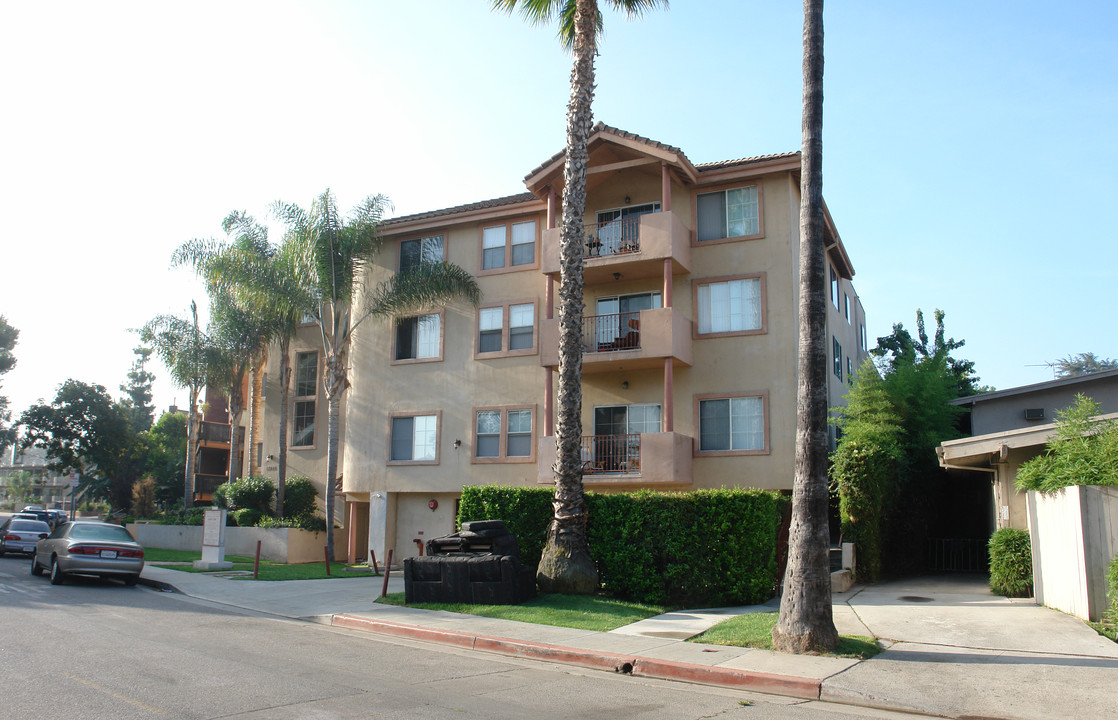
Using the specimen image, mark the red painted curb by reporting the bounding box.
[332,614,821,699]
[632,657,821,699]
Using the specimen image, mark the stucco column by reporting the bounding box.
[368,492,389,568]
[663,358,674,432]
[347,501,358,564]
[547,186,559,228]
[546,275,554,319]
[663,258,673,308]
[661,162,671,212]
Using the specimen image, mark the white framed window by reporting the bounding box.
[480,219,537,272]
[697,394,766,453]
[473,407,534,462]
[833,337,843,380]
[696,276,763,336]
[478,307,503,353]
[394,313,441,361]
[292,351,317,448]
[830,266,840,309]
[844,292,851,323]
[476,301,536,356]
[696,186,760,242]
[390,413,439,463]
[399,235,443,273]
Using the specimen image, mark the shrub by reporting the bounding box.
[458,485,786,608]
[1017,394,1118,493]
[157,506,207,526]
[988,528,1032,597]
[224,476,275,514]
[281,476,319,518]
[254,513,328,532]
[131,478,156,518]
[1098,554,1118,641]
[213,482,231,509]
[231,508,262,527]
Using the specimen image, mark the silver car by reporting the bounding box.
[31,521,145,586]
[0,518,51,555]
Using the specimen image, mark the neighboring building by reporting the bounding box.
[0,443,71,509]
[937,368,1118,531]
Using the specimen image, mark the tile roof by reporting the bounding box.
[524,122,688,180]
[381,192,539,228]
[695,151,800,172]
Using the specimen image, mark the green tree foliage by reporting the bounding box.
[873,308,987,397]
[1016,395,1118,493]
[988,528,1032,598]
[279,476,319,518]
[833,309,974,576]
[829,363,902,582]
[19,380,129,504]
[145,411,187,508]
[120,345,156,433]
[1047,352,1118,379]
[3,469,38,504]
[0,315,19,453]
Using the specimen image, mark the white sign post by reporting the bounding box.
[194,508,234,570]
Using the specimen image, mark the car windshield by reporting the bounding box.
[69,524,136,543]
[9,520,50,532]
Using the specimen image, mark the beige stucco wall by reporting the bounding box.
[333,155,868,563]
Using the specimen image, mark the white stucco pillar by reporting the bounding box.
[368,492,390,568]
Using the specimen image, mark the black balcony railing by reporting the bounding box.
[197,421,231,444]
[580,433,640,474]
[583,217,642,258]
[583,311,641,353]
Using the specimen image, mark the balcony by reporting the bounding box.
[537,432,693,486]
[540,307,692,373]
[541,210,691,284]
[198,420,231,447]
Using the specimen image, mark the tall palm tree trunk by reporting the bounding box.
[275,341,291,518]
[537,0,599,595]
[227,381,244,484]
[248,355,265,477]
[772,0,838,654]
[323,348,346,563]
[184,387,199,509]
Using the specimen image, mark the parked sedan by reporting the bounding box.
[0,518,51,556]
[31,522,145,586]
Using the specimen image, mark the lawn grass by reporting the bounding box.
[377,592,665,632]
[147,548,377,581]
[688,611,882,659]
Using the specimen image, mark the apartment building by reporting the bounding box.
[266,124,867,565]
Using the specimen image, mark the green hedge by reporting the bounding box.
[458,485,786,608]
[1098,554,1118,641]
[988,528,1033,597]
[281,476,319,518]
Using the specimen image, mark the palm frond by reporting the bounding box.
[362,262,481,322]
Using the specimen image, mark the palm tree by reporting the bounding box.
[142,302,211,509]
[273,189,480,561]
[206,294,276,484]
[174,212,311,516]
[771,0,839,654]
[493,0,666,594]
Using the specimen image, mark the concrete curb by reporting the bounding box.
[331,613,821,700]
[137,575,179,593]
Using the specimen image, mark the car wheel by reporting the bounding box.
[49,557,66,585]
[124,575,139,587]
[30,553,43,576]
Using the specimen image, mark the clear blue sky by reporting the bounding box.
[1,0,1114,419]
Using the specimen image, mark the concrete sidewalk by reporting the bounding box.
[139,566,1118,720]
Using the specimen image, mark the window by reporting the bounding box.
[292,351,317,448]
[833,337,843,380]
[695,275,764,336]
[394,313,441,361]
[399,235,443,273]
[860,323,867,351]
[830,266,840,309]
[476,301,536,356]
[473,407,534,462]
[696,186,760,242]
[847,356,853,382]
[390,413,439,463]
[480,219,537,272]
[844,292,851,323]
[697,394,766,454]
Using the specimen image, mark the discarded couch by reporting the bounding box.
[403,520,536,605]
